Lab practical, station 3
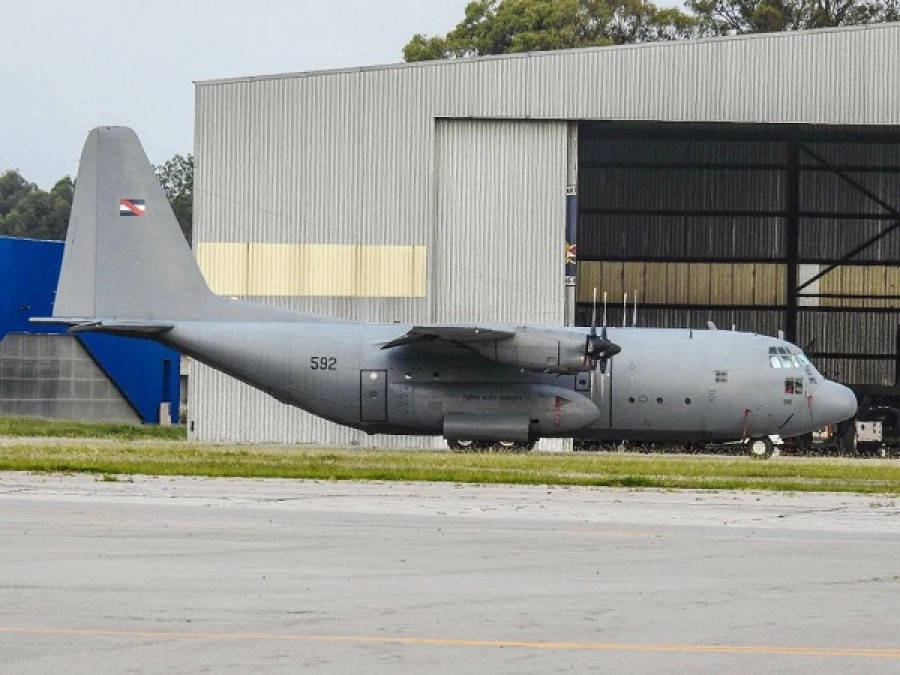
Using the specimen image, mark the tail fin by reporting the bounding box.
[53,126,215,321]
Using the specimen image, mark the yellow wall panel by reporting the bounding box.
[196,243,249,296]
[196,243,426,297]
[886,267,900,295]
[575,261,601,300]
[575,261,625,302]
[729,263,754,305]
[601,262,624,300]
[668,262,690,304]
[300,244,358,296]
[752,263,784,305]
[357,245,426,297]
[622,262,645,302]
[247,243,303,295]
[576,261,793,307]
[642,262,669,305]
[708,264,734,305]
[687,263,711,305]
[821,265,899,308]
[412,246,427,298]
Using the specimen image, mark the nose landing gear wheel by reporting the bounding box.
[746,436,774,459]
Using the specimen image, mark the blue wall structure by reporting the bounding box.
[0,236,180,423]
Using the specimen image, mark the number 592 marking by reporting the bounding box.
[310,356,337,371]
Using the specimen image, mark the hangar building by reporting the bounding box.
[192,23,900,446]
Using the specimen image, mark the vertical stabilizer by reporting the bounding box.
[53,126,215,320]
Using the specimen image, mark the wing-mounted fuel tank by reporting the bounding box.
[398,383,601,442]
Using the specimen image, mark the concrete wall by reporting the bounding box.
[0,333,140,422]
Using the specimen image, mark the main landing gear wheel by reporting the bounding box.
[495,440,536,453]
[447,439,536,452]
[448,439,478,452]
[746,436,774,459]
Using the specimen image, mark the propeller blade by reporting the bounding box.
[584,290,621,373]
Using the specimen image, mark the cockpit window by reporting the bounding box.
[785,377,804,395]
[769,346,808,370]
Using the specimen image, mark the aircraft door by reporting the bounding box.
[360,370,387,422]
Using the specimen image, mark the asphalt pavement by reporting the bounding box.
[2,473,899,673]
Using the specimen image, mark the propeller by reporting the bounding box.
[586,288,621,373]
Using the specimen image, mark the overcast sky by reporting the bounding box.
[1,0,472,188]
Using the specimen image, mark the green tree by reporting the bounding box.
[154,153,193,245]
[403,0,699,61]
[0,171,35,219]
[686,0,900,34]
[0,172,73,241]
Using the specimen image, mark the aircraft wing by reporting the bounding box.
[381,323,517,349]
[382,322,619,374]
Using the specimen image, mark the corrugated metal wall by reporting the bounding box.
[193,24,900,443]
[433,120,567,324]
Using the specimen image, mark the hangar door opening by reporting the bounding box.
[576,121,900,388]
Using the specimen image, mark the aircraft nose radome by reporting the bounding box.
[815,381,858,425]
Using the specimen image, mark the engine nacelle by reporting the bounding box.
[468,327,589,373]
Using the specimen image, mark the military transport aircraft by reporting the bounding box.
[35,127,858,457]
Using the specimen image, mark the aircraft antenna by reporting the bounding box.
[622,293,628,328]
[632,291,638,327]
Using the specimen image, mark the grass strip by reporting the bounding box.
[0,417,186,441]
[1,442,899,494]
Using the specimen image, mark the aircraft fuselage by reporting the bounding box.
[162,322,853,444]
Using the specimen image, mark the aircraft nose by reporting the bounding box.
[813,381,857,426]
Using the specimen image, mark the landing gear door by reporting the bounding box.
[360,370,388,422]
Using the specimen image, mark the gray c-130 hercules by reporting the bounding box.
[35,126,858,456]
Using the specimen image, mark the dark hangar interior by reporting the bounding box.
[576,121,900,391]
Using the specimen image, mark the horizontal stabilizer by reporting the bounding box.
[30,317,174,335]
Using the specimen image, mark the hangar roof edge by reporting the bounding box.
[194,21,900,87]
